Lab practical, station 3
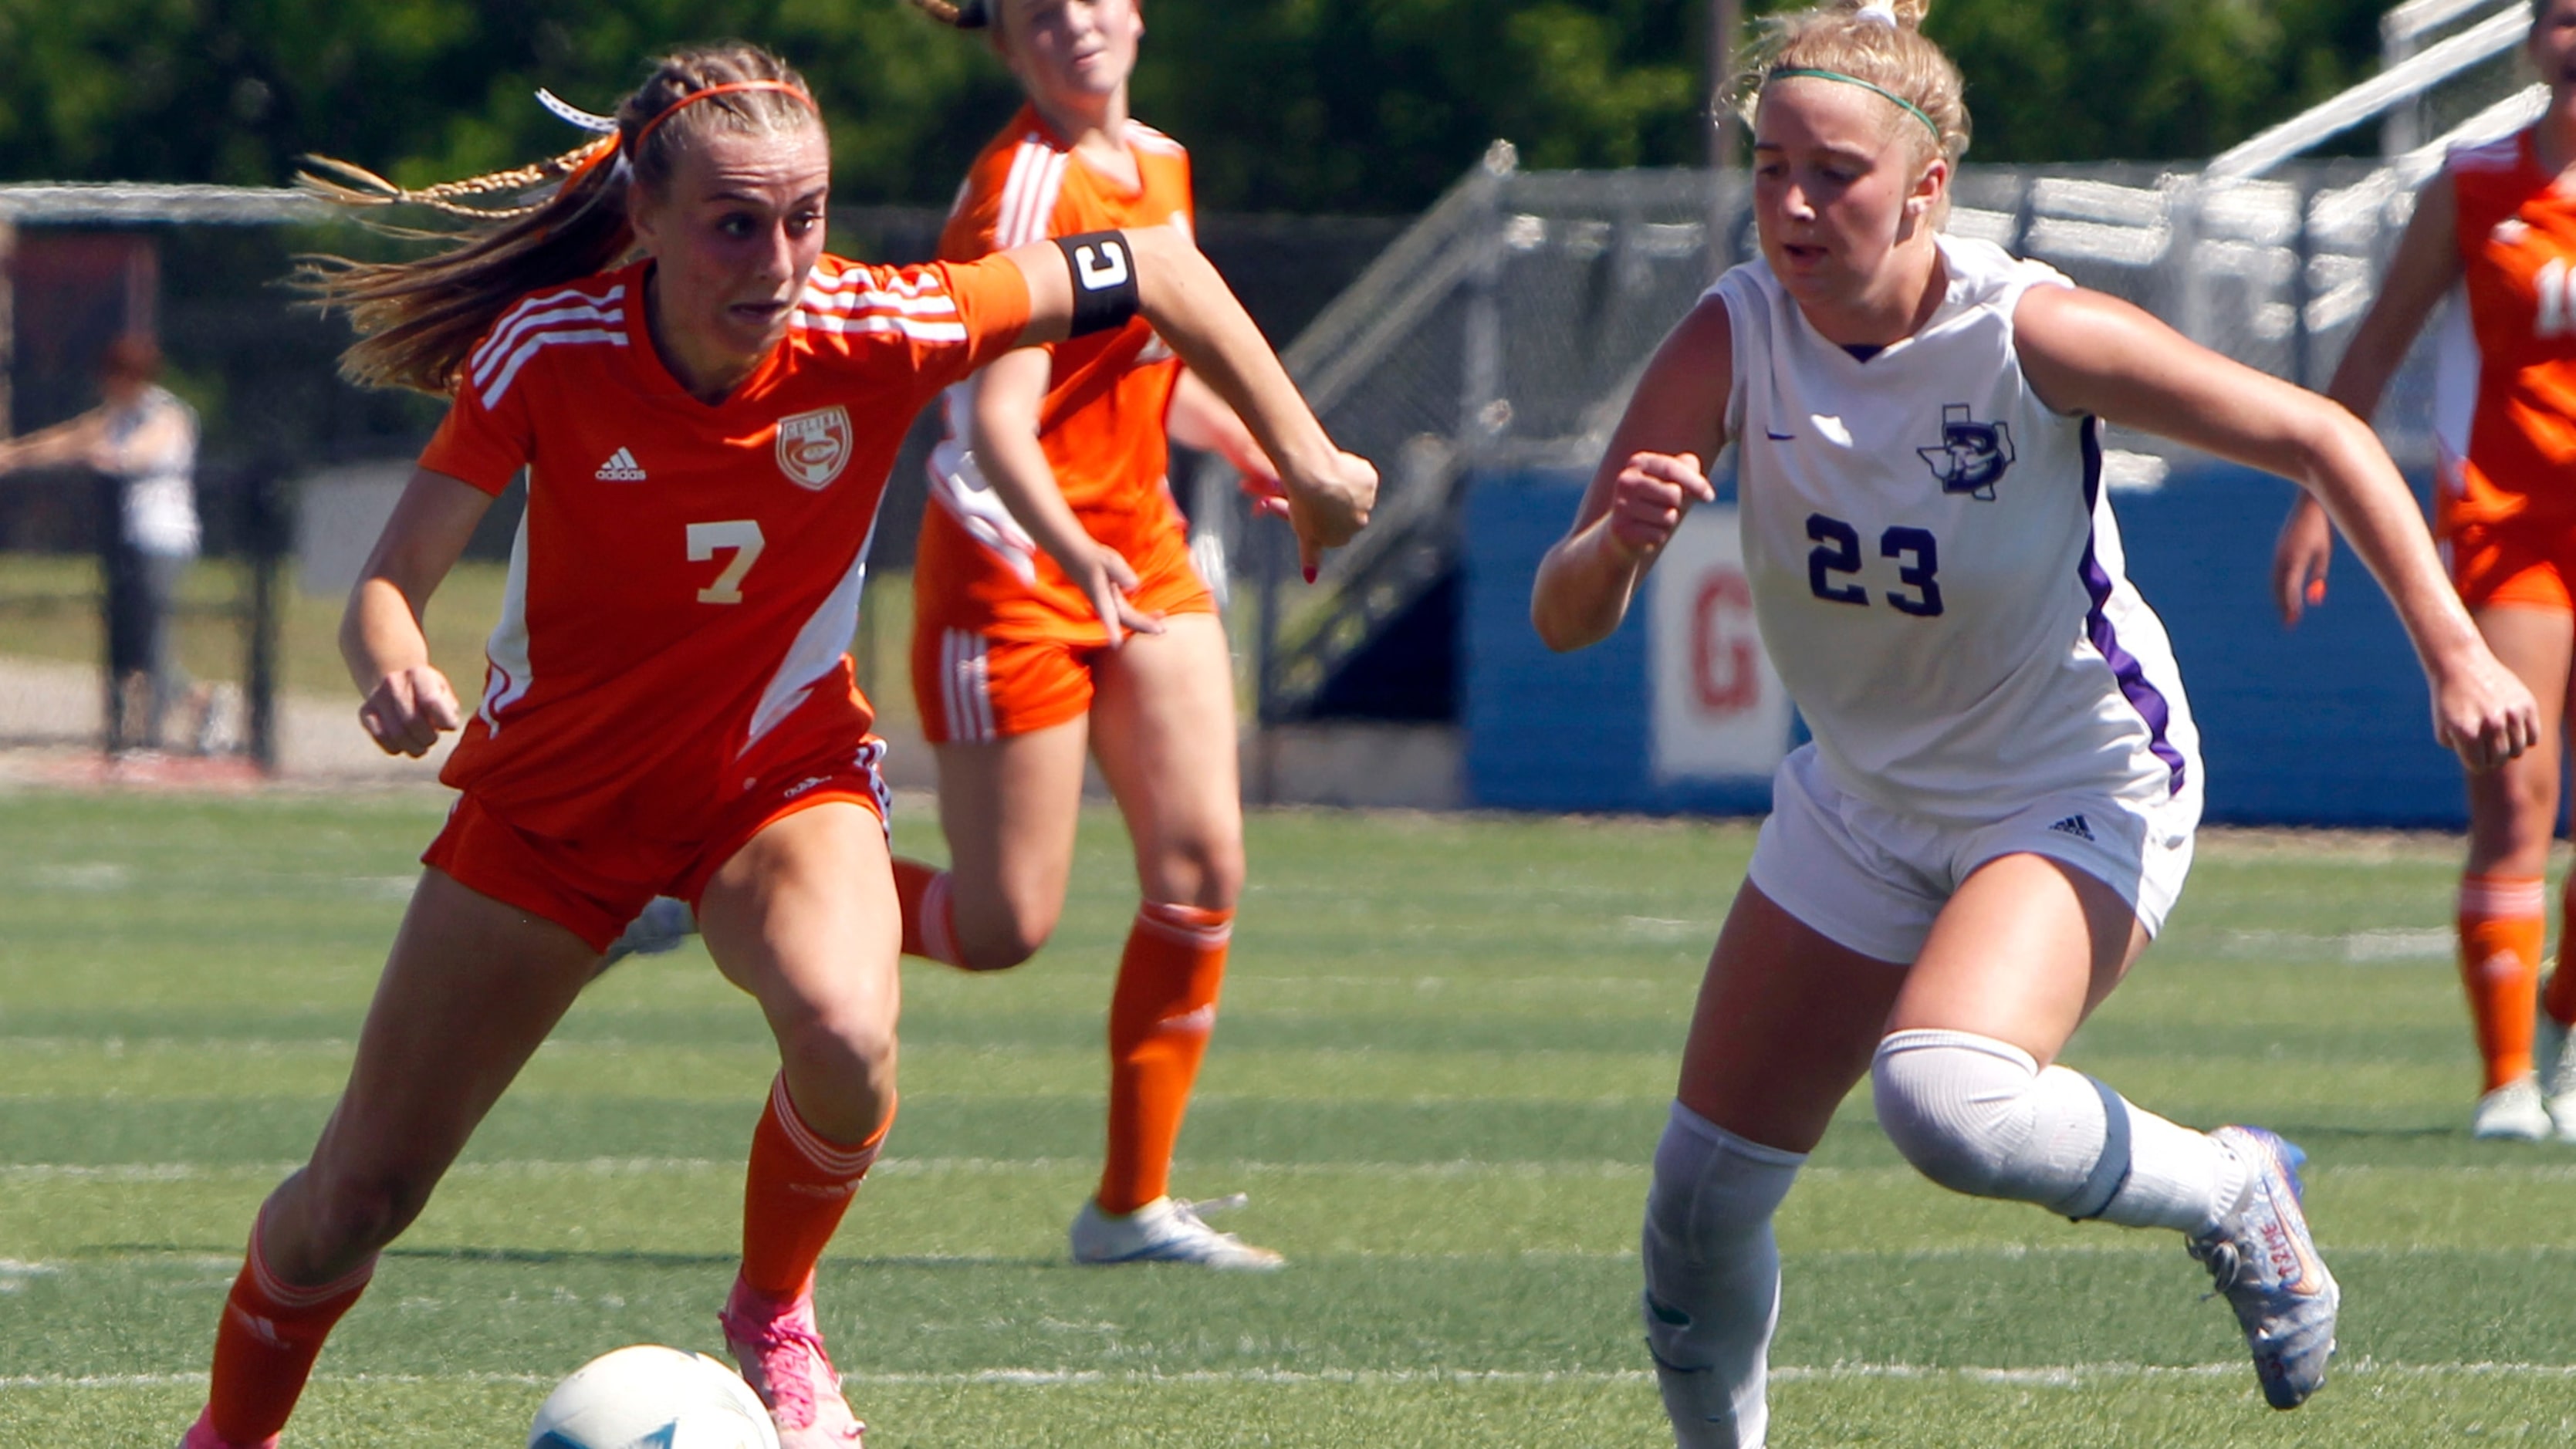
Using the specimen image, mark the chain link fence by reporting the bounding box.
[1238,121,2535,727]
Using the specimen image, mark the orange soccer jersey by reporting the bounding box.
[417,252,1031,847]
[2434,129,2576,539]
[914,106,1209,647]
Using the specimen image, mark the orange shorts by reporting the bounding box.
[913,577,1215,746]
[2446,519,2576,614]
[423,738,891,952]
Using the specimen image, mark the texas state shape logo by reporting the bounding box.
[1918,403,2013,500]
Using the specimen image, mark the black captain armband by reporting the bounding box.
[1055,231,1141,338]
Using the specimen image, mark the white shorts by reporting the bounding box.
[1746,744,2199,964]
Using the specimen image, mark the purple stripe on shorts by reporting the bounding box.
[2077,420,2187,795]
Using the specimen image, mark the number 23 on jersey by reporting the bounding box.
[1806,512,1944,617]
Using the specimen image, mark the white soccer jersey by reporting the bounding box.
[1714,235,2201,820]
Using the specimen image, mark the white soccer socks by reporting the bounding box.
[1641,1102,1804,1449]
[1872,1028,2247,1233]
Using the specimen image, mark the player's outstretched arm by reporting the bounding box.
[0,410,106,476]
[969,346,1164,647]
[341,468,492,758]
[2016,285,2537,772]
[1002,228,1374,580]
[2273,172,2463,625]
[1531,298,1731,653]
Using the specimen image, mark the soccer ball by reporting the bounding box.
[528,1344,781,1449]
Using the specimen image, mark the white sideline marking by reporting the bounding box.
[11,1363,2576,1393]
[0,1157,1655,1184]
[2217,927,2453,963]
[16,1157,2576,1187]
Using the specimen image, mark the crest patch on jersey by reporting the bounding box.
[1917,404,2014,500]
[776,406,854,491]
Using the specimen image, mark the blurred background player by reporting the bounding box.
[2274,0,2576,1144]
[174,40,1371,1449]
[0,336,208,751]
[1531,1,2540,1441]
[893,0,1292,1269]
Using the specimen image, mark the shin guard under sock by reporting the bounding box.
[198,1210,375,1445]
[1097,901,1231,1214]
[2459,874,2544,1089]
[741,1073,890,1300]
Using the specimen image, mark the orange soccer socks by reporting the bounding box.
[892,858,962,968]
[2459,873,2544,1090]
[1097,901,1232,1215]
[739,1072,891,1302]
[191,1210,376,1447]
[2547,874,2576,1030]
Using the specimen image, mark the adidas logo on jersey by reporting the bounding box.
[594,448,647,482]
[2047,814,2095,843]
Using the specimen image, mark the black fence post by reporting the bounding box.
[95,469,123,756]
[242,460,286,774]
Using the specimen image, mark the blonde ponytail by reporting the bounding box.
[292,42,820,396]
[906,0,993,29]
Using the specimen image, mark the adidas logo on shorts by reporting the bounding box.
[594,447,647,482]
[2047,814,2095,843]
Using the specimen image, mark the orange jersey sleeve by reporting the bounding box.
[796,252,1034,402]
[2437,129,2576,532]
[418,281,612,493]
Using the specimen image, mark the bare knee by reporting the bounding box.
[286,1164,434,1272]
[1141,837,1244,914]
[2473,762,2564,874]
[776,1006,899,1134]
[953,895,1057,971]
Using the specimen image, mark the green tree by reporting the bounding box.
[1912,0,2388,164]
[0,1,2434,215]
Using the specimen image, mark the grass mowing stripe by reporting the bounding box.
[20,1369,2576,1390]
[0,1040,1685,1100]
[19,1363,2576,1390]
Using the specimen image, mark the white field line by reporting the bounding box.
[11,1362,2576,1393]
[0,1157,1655,1184]
[15,1157,2576,1186]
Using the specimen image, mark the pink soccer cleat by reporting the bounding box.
[177,1408,276,1449]
[718,1277,866,1447]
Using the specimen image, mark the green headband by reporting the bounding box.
[1765,67,1942,144]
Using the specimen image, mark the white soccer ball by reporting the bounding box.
[528,1344,781,1449]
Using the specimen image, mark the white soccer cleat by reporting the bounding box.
[1070,1194,1286,1271]
[2536,983,2576,1143]
[2187,1126,2339,1410]
[594,896,698,978]
[2471,1075,2552,1142]
[719,1279,865,1447]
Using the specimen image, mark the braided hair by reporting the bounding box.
[907,0,994,28]
[294,42,820,395]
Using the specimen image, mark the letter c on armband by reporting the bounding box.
[1055,231,1141,338]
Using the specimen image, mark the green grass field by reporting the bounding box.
[4,794,2574,1446]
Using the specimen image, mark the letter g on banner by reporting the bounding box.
[1650,505,1793,782]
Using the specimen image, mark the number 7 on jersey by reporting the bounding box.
[688,520,766,605]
